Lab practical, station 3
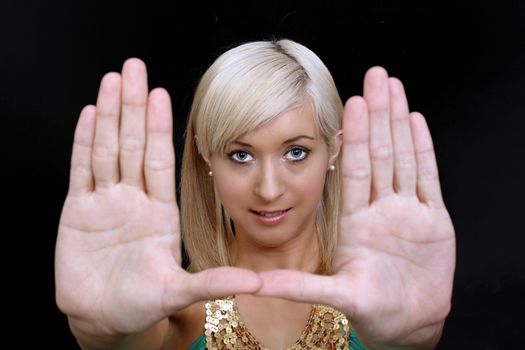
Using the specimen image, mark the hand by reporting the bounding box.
[55,59,261,337]
[256,67,456,347]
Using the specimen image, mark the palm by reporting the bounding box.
[55,58,261,336]
[56,184,182,333]
[335,195,455,341]
[257,67,455,346]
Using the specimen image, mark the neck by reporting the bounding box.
[231,224,320,273]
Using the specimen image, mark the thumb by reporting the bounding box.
[256,270,354,316]
[165,267,262,310]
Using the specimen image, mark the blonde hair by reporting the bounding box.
[180,39,343,274]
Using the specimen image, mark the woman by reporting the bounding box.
[55,39,455,349]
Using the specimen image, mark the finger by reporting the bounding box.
[341,96,371,215]
[389,78,417,196]
[364,67,394,199]
[178,267,262,305]
[144,88,176,203]
[92,72,121,189]
[410,112,445,208]
[256,270,353,315]
[69,105,96,196]
[120,58,148,189]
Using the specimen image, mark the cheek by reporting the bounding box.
[210,157,329,212]
[291,166,327,203]
[213,172,250,211]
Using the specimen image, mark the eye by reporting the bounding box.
[228,151,254,164]
[284,147,309,161]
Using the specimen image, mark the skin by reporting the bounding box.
[55,57,455,350]
[206,104,339,270]
[198,106,341,349]
[256,71,456,348]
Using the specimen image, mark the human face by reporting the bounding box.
[208,106,336,249]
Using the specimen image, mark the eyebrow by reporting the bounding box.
[231,135,316,148]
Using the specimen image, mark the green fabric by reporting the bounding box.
[188,329,369,349]
[188,334,206,350]
[349,330,369,350]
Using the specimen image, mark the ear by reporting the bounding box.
[201,154,211,167]
[195,135,211,167]
[328,129,343,166]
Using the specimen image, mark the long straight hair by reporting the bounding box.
[180,39,343,274]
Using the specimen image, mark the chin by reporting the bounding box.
[236,224,306,250]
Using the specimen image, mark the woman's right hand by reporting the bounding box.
[55,59,261,338]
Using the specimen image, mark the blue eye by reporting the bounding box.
[229,151,254,163]
[285,148,309,161]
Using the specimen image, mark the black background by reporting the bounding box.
[3,0,524,348]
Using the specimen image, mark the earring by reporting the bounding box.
[329,165,335,171]
[208,170,213,176]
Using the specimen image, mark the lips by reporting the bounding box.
[250,208,291,216]
[250,208,291,225]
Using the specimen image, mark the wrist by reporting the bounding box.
[68,317,126,350]
[361,322,444,350]
[68,317,169,350]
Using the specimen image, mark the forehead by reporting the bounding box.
[236,106,320,143]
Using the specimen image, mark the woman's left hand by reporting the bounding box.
[256,67,456,348]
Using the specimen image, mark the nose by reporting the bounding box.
[253,160,285,202]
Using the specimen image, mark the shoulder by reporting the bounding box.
[162,301,206,350]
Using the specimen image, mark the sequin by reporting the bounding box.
[204,296,350,349]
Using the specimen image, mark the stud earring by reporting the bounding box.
[329,165,335,171]
[208,170,213,176]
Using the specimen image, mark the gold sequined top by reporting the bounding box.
[204,296,350,349]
